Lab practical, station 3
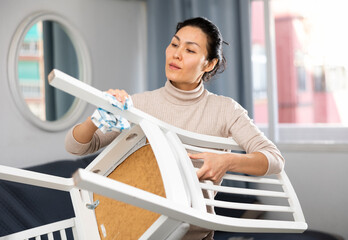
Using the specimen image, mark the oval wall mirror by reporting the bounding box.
[8,12,92,131]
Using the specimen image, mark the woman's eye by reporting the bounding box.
[187,49,196,53]
[171,43,178,47]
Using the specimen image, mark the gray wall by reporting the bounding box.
[259,147,348,239]
[0,0,146,168]
[281,149,348,239]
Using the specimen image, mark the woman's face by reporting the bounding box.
[165,26,215,91]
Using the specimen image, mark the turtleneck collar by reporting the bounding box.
[161,80,207,105]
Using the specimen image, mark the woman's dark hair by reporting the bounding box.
[175,17,226,82]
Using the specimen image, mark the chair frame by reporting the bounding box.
[0,69,307,240]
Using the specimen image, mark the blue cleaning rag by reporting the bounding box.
[91,92,133,133]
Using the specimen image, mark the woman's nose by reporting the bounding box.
[173,48,182,60]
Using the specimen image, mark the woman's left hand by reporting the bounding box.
[189,152,232,183]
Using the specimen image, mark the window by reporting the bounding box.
[18,22,45,120]
[251,0,348,145]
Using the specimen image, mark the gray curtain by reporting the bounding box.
[43,21,78,121]
[147,0,254,116]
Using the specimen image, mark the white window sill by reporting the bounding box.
[277,142,348,152]
[258,124,348,152]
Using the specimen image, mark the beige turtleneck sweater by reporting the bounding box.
[66,80,284,175]
[65,80,284,239]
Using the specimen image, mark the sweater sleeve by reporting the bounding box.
[65,125,119,156]
[64,92,145,156]
[225,99,285,175]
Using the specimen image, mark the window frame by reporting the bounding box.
[252,0,348,151]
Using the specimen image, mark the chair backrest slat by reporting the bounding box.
[0,219,76,240]
[223,173,282,185]
[200,182,288,198]
[205,199,293,213]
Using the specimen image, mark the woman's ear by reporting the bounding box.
[204,58,218,73]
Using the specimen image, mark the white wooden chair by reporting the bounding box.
[0,164,97,239]
[0,69,307,240]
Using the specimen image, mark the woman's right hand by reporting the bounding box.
[72,89,129,144]
[106,89,130,105]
